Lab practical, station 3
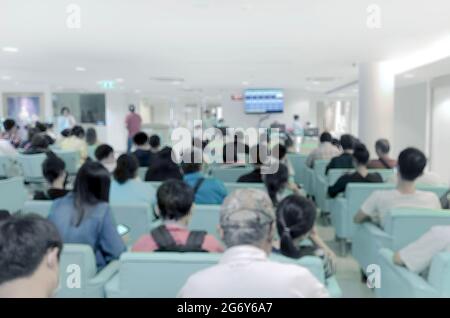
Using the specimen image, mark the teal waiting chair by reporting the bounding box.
[376,248,450,298]
[352,208,450,271]
[138,167,147,181]
[104,252,342,298]
[56,244,119,298]
[16,154,46,183]
[110,204,152,245]
[0,177,28,213]
[0,155,15,178]
[330,183,448,254]
[210,166,253,183]
[286,153,308,186]
[54,150,80,175]
[22,200,53,218]
[189,205,220,239]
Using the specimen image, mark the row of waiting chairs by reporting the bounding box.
[56,244,342,298]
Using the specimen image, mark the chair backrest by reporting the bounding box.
[146,181,162,190]
[189,205,221,239]
[345,183,449,238]
[87,145,97,159]
[116,251,327,297]
[117,252,221,297]
[0,155,13,177]
[428,252,450,297]
[210,166,253,183]
[23,200,53,218]
[56,244,97,298]
[0,177,27,213]
[313,159,330,178]
[53,150,80,175]
[16,154,46,180]
[110,204,151,245]
[224,182,265,194]
[286,153,307,185]
[138,167,147,181]
[384,208,450,250]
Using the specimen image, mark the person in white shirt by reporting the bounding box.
[305,132,340,168]
[178,188,329,298]
[292,114,303,136]
[56,107,76,134]
[354,147,441,228]
[393,225,450,274]
[394,225,450,274]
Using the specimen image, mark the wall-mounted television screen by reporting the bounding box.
[244,89,284,114]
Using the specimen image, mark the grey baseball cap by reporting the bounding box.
[220,189,275,228]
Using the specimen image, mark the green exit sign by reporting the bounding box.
[99,80,116,89]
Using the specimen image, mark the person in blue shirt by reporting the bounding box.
[48,161,126,270]
[110,153,156,207]
[181,150,228,205]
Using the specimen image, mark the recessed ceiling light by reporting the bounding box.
[75,67,86,72]
[135,89,141,93]
[116,78,124,83]
[172,80,182,85]
[404,73,415,79]
[242,81,250,86]
[312,81,321,85]
[1,75,11,80]
[2,47,19,53]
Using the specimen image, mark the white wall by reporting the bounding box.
[393,82,429,157]
[430,77,450,183]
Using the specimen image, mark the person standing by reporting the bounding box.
[125,104,142,153]
[57,107,76,134]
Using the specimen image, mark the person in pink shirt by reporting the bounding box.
[132,179,224,253]
[125,104,142,153]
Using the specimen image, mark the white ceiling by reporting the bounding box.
[1,0,450,98]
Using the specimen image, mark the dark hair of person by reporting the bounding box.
[375,139,390,155]
[156,179,194,221]
[113,154,139,184]
[276,195,317,259]
[61,128,71,137]
[264,163,289,205]
[35,122,47,133]
[320,132,332,143]
[71,126,85,138]
[3,119,16,132]
[129,104,135,112]
[30,134,49,150]
[181,151,202,175]
[271,143,287,161]
[149,134,161,148]
[133,132,148,146]
[0,214,62,285]
[85,128,97,146]
[353,143,370,165]
[145,147,182,181]
[95,144,114,161]
[294,115,299,120]
[0,210,10,221]
[60,107,70,115]
[42,152,66,184]
[331,138,340,148]
[398,147,427,181]
[73,161,111,226]
[340,134,355,151]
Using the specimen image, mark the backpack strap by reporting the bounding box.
[192,177,205,194]
[185,231,207,250]
[151,225,178,250]
[378,157,391,169]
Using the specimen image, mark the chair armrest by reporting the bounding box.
[89,260,120,291]
[315,175,328,211]
[325,276,343,298]
[376,248,439,298]
[330,198,347,238]
[361,223,392,247]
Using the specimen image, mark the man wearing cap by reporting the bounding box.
[178,189,329,298]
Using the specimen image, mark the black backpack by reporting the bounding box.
[150,225,208,252]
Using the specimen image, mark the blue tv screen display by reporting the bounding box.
[244,89,284,114]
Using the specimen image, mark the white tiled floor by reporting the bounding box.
[316,223,375,298]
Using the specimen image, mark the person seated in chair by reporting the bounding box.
[393,225,450,274]
[325,134,355,175]
[367,138,396,169]
[354,147,441,228]
[328,143,383,198]
[237,144,267,183]
[182,149,227,204]
[132,179,223,253]
[132,132,152,167]
[34,152,70,200]
[305,132,341,169]
[94,144,116,173]
[0,214,62,298]
[23,134,50,155]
